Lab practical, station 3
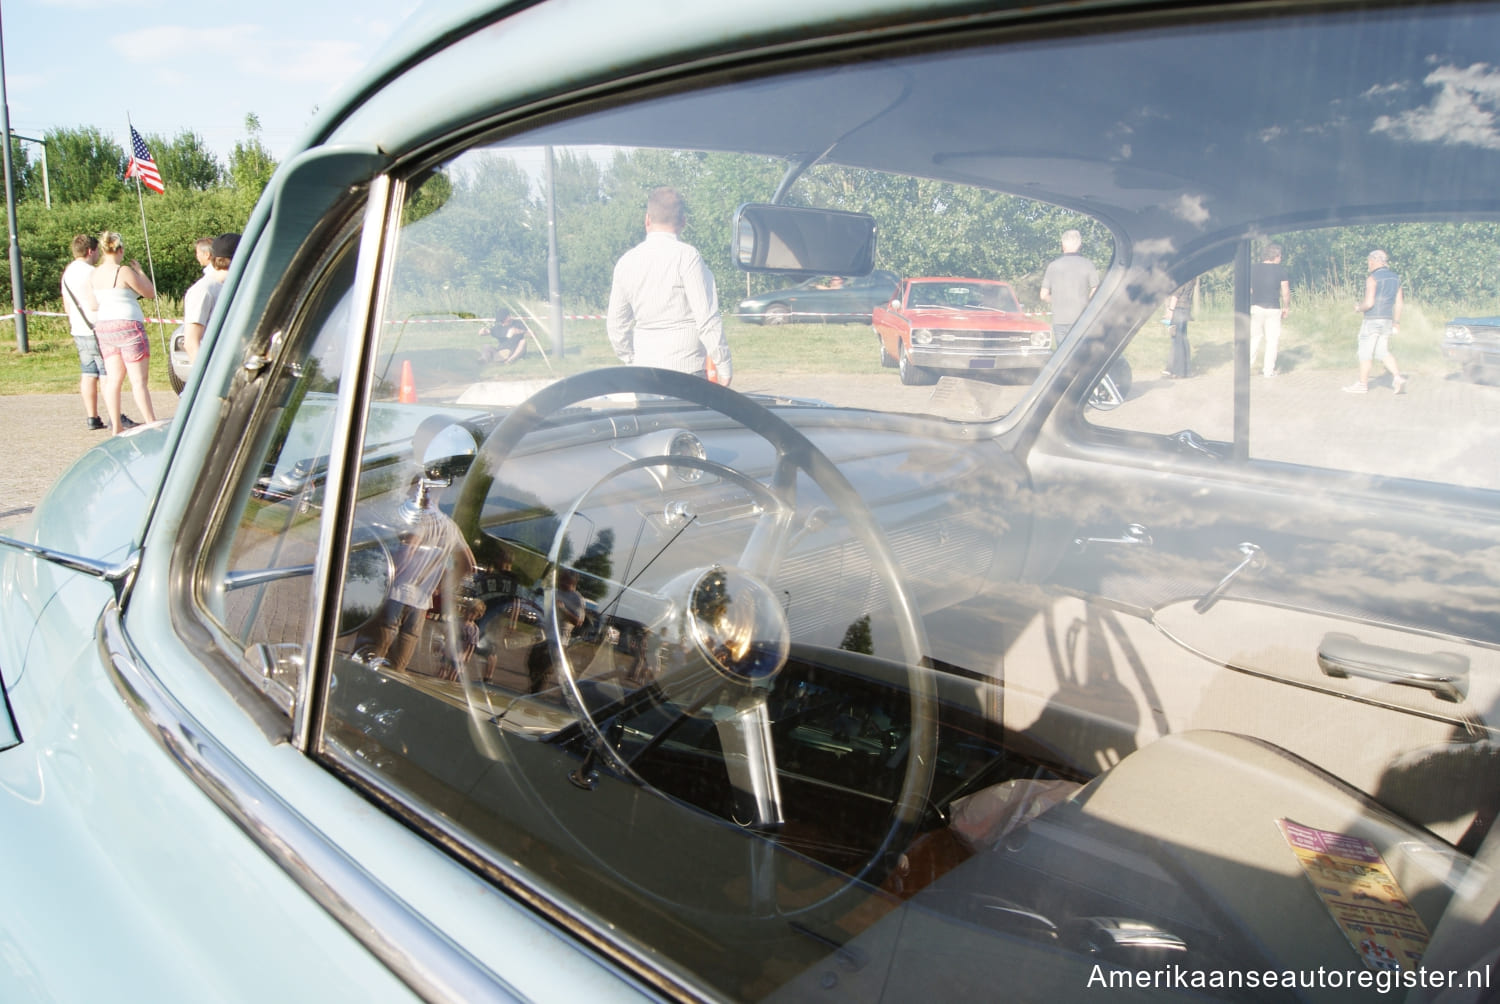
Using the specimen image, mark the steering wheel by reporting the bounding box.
[457,366,937,911]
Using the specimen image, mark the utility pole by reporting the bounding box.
[0,5,26,352]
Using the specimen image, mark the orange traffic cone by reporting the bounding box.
[398,360,418,403]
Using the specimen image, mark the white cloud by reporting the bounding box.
[1171,193,1210,227]
[1372,62,1500,150]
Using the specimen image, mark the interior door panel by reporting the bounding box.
[1012,449,1500,845]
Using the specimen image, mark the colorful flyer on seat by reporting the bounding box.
[1277,818,1430,971]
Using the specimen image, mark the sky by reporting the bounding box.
[1,0,423,165]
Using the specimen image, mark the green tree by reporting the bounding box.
[229,114,277,204]
[5,136,37,204]
[152,130,223,191]
[44,126,126,204]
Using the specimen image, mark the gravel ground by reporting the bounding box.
[0,392,178,535]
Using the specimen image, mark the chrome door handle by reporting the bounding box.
[1318,633,1469,703]
[1073,523,1152,552]
[1193,542,1264,613]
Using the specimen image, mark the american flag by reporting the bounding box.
[125,127,164,193]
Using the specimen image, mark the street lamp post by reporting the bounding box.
[0,5,26,353]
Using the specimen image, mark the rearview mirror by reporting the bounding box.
[733,203,877,277]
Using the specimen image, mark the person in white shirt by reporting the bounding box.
[193,236,213,277]
[606,187,733,385]
[60,234,105,430]
[182,233,237,362]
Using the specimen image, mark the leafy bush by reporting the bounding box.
[3,187,253,313]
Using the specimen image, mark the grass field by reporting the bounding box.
[1121,290,1454,379]
[0,305,180,395]
[0,288,1471,397]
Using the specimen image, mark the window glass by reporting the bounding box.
[310,7,1500,999]
[1091,226,1500,490]
[207,242,360,710]
[349,149,1108,424]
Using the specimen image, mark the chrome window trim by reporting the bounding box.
[100,601,523,1004]
[296,175,398,752]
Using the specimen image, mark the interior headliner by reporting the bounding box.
[519,4,1500,256]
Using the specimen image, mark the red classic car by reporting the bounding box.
[872,277,1053,385]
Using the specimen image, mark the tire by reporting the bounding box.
[763,303,790,325]
[899,343,937,386]
[877,329,897,368]
[1087,356,1133,410]
[166,327,189,395]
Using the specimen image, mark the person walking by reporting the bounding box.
[1249,243,1291,377]
[1344,250,1407,395]
[1039,229,1100,340]
[606,186,733,384]
[60,234,106,430]
[86,231,157,434]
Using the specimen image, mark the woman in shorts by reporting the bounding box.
[87,231,157,434]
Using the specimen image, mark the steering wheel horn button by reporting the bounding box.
[687,565,791,685]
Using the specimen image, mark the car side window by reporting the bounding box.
[1088,226,1500,492]
[201,239,361,713]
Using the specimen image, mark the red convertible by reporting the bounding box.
[872,276,1053,385]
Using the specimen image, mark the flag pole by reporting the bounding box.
[125,114,167,355]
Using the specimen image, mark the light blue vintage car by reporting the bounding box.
[5,0,1500,1000]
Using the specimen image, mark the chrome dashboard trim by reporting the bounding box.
[99,602,522,1004]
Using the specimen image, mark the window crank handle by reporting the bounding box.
[1072,524,1152,553]
[1194,543,1264,614]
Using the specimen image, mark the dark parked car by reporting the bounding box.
[735,269,898,324]
[1443,315,1500,381]
[4,1,1500,1001]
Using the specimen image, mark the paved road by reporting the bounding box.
[0,393,178,535]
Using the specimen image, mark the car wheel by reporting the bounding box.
[877,330,897,368]
[1087,356,1133,410]
[461,366,937,911]
[166,326,189,395]
[898,344,937,386]
[762,303,790,325]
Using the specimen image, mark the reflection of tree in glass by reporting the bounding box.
[840,614,873,655]
[572,528,615,601]
[401,168,454,228]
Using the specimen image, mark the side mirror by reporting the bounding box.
[420,422,480,485]
[732,203,877,277]
[402,422,480,524]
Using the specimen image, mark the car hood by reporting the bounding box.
[899,308,1048,329]
[0,423,168,711]
[25,424,169,562]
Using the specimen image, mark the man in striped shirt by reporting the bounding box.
[607,187,734,385]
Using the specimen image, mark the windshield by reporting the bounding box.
[372,144,1109,422]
